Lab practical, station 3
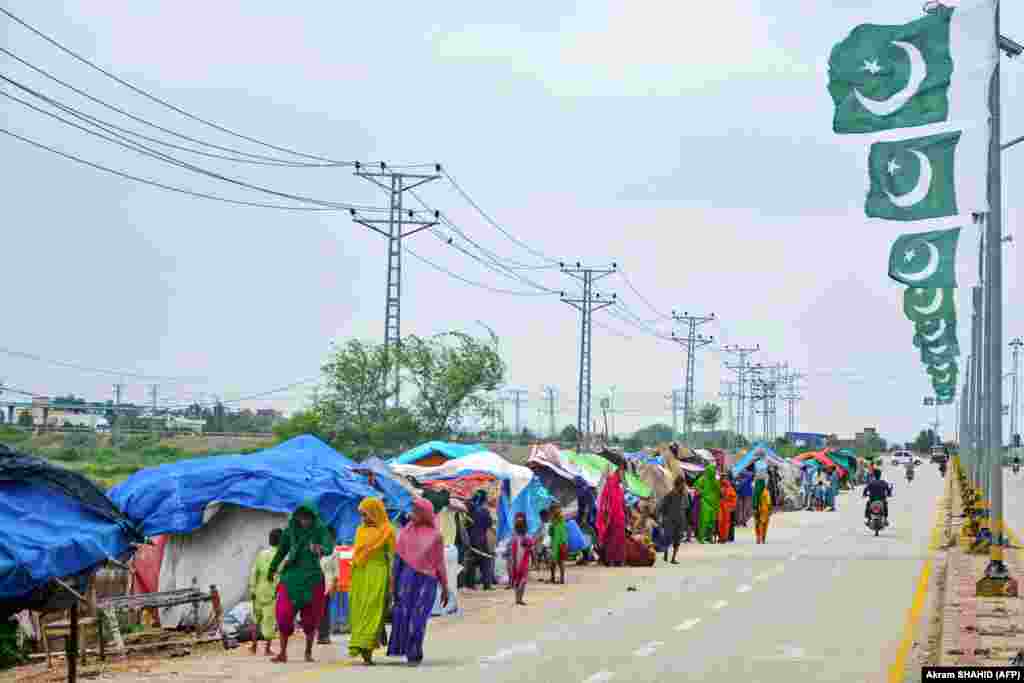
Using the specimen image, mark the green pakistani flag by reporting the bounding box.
[828,7,952,134]
[904,287,955,323]
[921,339,960,365]
[925,360,957,378]
[889,228,960,287]
[913,316,957,349]
[867,132,959,220]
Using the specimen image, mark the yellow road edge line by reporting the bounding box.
[887,496,944,683]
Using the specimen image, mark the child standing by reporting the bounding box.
[507,513,534,605]
[548,504,568,585]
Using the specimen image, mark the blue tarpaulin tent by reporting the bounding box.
[110,435,412,544]
[391,441,486,466]
[0,446,143,607]
[730,443,783,478]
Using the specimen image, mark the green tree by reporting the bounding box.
[397,332,504,438]
[273,409,327,442]
[17,411,33,428]
[318,339,396,434]
[697,403,723,431]
[560,424,579,443]
[913,429,936,452]
[633,423,675,446]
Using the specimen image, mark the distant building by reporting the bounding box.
[166,415,205,433]
[785,432,828,449]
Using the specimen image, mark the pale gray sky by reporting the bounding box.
[1,1,1021,444]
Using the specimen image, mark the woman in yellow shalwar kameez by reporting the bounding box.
[753,477,773,544]
[347,497,395,665]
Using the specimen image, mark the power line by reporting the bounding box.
[442,169,563,266]
[0,47,345,168]
[0,346,207,382]
[0,127,347,211]
[404,247,553,296]
[0,77,388,211]
[618,270,672,322]
[0,7,354,165]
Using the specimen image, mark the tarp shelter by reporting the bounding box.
[111,435,410,541]
[391,452,537,539]
[827,449,858,475]
[109,436,412,626]
[792,451,847,477]
[391,441,486,467]
[564,452,652,498]
[730,443,786,478]
[0,446,144,617]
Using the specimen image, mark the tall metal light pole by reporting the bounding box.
[1011,338,1022,450]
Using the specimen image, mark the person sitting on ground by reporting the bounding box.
[863,468,892,526]
[249,528,282,656]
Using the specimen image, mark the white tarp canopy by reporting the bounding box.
[390,451,534,503]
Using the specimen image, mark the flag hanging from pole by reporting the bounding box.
[889,227,961,287]
[904,287,955,323]
[828,1,997,134]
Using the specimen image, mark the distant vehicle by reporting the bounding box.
[890,450,914,466]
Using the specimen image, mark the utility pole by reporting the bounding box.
[719,381,737,449]
[352,162,441,408]
[541,386,558,439]
[669,311,715,444]
[747,363,765,441]
[723,344,759,444]
[666,388,684,439]
[560,262,617,442]
[149,385,159,436]
[508,389,528,436]
[112,383,123,448]
[782,370,805,435]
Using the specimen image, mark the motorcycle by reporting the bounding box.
[906,469,914,483]
[939,463,947,477]
[868,500,887,536]
[1014,463,1020,475]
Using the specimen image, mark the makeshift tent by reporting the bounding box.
[111,435,410,542]
[0,446,144,617]
[730,443,788,477]
[564,452,652,498]
[110,436,412,625]
[827,449,858,476]
[391,452,536,539]
[624,451,663,466]
[792,451,847,477]
[391,441,486,467]
[131,535,167,595]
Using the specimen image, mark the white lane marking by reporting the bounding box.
[674,618,701,631]
[479,641,539,665]
[736,584,752,593]
[584,672,616,683]
[711,600,729,610]
[633,641,664,657]
[824,535,834,543]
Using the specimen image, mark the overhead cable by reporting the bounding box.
[0,7,352,165]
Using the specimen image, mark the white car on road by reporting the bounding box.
[890,451,915,466]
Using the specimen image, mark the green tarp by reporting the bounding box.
[564,451,653,498]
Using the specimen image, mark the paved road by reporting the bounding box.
[272,463,944,683]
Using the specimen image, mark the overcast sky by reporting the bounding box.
[1,1,1021,445]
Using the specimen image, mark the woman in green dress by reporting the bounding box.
[347,497,396,665]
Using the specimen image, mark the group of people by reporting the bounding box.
[587,460,778,569]
[248,496,449,667]
[800,463,841,512]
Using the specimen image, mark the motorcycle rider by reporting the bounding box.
[864,468,892,527]
[1014,455,1020,474]
[904,458,916,482]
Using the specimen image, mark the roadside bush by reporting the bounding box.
[0,426,30,445]
[63,430,98,450]
[140,445,188,462]
[50,447,84,462]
